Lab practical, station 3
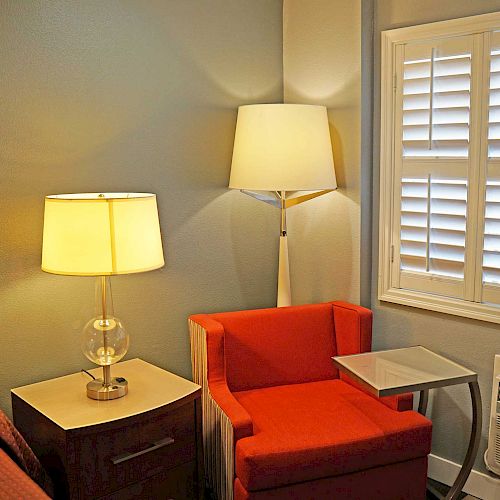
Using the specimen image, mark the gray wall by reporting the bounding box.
[371,0,500,473]
[283,0,361,305]
[7,0,498,477]
[0,0,283,416]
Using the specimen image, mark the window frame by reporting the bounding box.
[379,11,500,324]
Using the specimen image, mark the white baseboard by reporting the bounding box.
[428,453,500,500]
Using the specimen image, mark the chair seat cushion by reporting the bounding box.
[233,379,432,491]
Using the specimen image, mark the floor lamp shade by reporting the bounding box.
[229,104,337,191]
[229,104,337,308]
[42,193,164,276]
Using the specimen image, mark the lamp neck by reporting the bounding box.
[101,276,107,321]
[96,275,113,386]
[95,276,114,319]
[279,190,287,236]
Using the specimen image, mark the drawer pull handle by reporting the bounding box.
[111,437,175,465]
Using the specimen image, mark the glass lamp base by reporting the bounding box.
[86,377,128,400]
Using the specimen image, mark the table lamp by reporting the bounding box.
[229,104,337,306]
[41,193,164,400]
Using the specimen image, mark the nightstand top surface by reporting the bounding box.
[11,359,200,430]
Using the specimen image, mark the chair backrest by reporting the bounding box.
[212,302,338,392]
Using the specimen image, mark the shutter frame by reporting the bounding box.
[379,12,500,323]
[393,36,474,299]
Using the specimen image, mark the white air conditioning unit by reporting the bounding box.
[485,354,500,475]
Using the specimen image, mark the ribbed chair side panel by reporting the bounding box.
[189,319,234,500]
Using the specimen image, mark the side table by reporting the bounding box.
[11,358,203,500]
[333,345,481,500]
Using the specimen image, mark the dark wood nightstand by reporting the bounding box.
[11,359,203,500]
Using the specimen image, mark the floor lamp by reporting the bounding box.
[229,104,337,307]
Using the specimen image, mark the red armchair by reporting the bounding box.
[189,301,432,499]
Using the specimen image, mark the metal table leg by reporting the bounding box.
[444,381,482,500]
[418,389,429,415]
[420,382,481,500]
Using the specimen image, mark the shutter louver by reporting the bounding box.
[483,180,500,285]
[489,49,500,158]
[481,178,500,306]
[400,177,467,279]
[484,36,500,300]
[402,47,471,158]
[481,179,500,304]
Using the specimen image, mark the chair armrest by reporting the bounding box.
[209,380,254,441]
[331,302,413,411]
[381,393,413,412]
[332,301,372,355]
[189,315,254,441]
[343,376,413,412]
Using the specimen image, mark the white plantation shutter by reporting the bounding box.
[483,33,500,304]
[395,37,472,299]
[483,181,500,286]
[380,14,500,323]
[489,47,500,159]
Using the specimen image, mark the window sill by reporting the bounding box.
[379,286,500,324]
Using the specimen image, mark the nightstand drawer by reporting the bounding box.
[78,402,196,498]
[100,460,196,500]
[138,400,196,476]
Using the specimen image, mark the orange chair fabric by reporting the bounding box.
[233,457,428,500]
[233,379,431,491]
[212,302,338,391]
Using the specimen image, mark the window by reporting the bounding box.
[379,12,500,323]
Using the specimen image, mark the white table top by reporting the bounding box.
[11,359,201,430]
[333,346,477,397]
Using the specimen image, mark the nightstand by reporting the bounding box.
[11,359,203,500]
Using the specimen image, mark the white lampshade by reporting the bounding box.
[42,193,164,276]
[229,104,337,191]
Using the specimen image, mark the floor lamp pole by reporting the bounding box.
[239,189,334,308]
[278,191,291,307]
